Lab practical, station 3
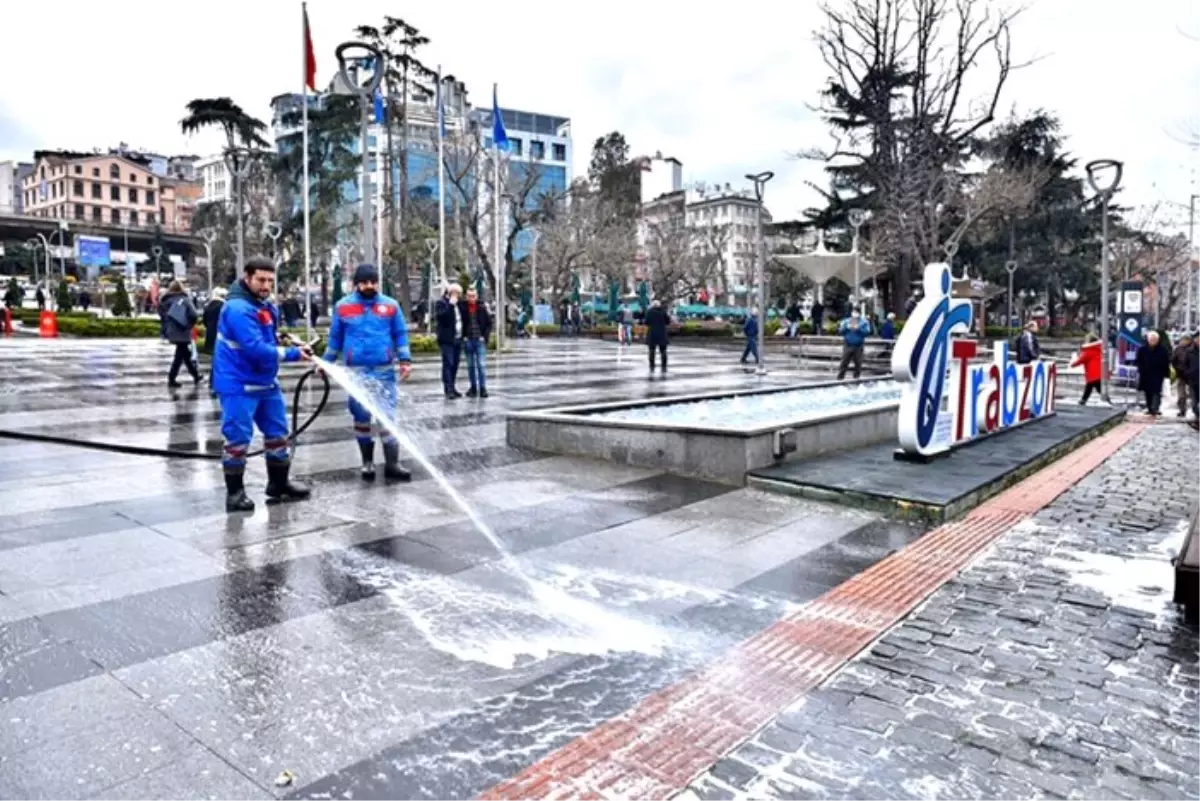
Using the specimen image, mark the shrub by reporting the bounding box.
[55,282,74,313]
[112,278,133,318]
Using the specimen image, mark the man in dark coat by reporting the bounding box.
[1184,335,1199,430]
[159,280,201,387]
[1135,330,1172,416]
[1171,334,1193,418]
[1017,321,1041,364]
[435,283,465,398]
[645,299,670,373]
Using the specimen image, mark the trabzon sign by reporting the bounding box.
[893,263,1057,457]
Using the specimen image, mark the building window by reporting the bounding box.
[109,164,119,179]
[552,143,566,161]
[146,190,155,206]
[147,212,156,225]
[39,167,45,179]
[129,187,138,204]
[110,186,120,201]
[74,165,82,175]
[531,141,545,160]
[92,206,102,221]
[129,173,137,183]
[111,208,120,224]
[129,210,139,226]
[74,203,84,219]
[73,180,84,196]
[90,183,100,199]
[146,176,153,185]
[92,167,100,177]
[510,138,523,156]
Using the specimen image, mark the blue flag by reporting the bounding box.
[373,90,385,123]
[491,85,509,151]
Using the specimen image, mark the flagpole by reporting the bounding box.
[301,2,313,342]
[376,147,383,270]
[436,66,447,284]
[493,83,503,354]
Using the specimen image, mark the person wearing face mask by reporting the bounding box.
[322,264,413,482]
[836,306,872,380]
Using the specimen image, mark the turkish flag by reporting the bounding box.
[303,6,317,92]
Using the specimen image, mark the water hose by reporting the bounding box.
[0,366,332,461]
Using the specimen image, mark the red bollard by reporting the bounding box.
[39,310,58,338]
[3,307,11,335]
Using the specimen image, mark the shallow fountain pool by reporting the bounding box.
[582,380,902,432]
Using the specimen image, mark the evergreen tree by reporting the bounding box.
[330,266,345,308]
[55,281,73,313]
[112,277,133,318]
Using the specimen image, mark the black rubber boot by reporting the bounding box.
[265,460,311,503]
[359,440,376,481]
[224,470,255,513]
[382,442,411,482]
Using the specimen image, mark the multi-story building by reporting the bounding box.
[196,154,232,206]
[270,83,572,266]
[0,161,34,215]
[685,183,773,298]
[21,150,178,231]
[162,177,204,233]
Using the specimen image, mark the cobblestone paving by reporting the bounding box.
[685,424,1200,801]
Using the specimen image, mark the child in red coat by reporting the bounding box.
[1071,334,1104,404]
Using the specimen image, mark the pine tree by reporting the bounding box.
[330,266,344,307]
[55,281,73,313]
[112,277,133,318]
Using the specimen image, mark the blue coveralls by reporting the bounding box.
[321,291,411,447]
[211,280,302,475]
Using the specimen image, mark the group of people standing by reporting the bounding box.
[433,282,493,398]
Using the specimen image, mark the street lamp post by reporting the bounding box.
[335,42,385,267]
[1188,193,1197,331]
[530,227,540,340]
[745,171,774,376]
[151,245,164,287]
[266,222,283,266]
[1006,259,1019,337]
[200,229,216,293]
[848,209,867,312]
[224,149,254,270]
[425,238,438,332]
[25,238,41,296]
[1085,159,1123,402]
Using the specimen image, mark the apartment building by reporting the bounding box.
[21,151,178,231]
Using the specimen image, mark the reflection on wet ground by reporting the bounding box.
[0,339,922,799]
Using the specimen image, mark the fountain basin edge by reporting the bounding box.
[505,378,900,485]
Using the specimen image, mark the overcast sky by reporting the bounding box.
[1,0,1196,236]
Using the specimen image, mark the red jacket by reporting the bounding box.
[1071,340,1103,383]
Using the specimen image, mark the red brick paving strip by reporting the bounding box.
[482,420,1150,800]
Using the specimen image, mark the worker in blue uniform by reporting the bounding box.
[212,256,314,513]
[322,264,413,482]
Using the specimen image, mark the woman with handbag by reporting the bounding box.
[160,280,202,388]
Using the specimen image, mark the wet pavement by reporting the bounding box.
[0,338,921,800]
[685,423,1200,801]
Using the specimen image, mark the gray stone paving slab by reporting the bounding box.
[685,423,1200,801]
[0,338,933,799]
[752,405,1124,512]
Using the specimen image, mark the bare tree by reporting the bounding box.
[802,0,1025,310]
[441,129,560,292]
[695,221,732,298]
[1110,202,1194,325]
[943,163,1050,255]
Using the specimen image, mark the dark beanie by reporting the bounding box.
[353,264,379,284]
[243,255,276,274]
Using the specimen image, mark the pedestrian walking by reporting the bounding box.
[741,310,760,365]
[1071,333,1104,405]
[159,280,202,388]
[836,308,872,380]
[1017,321,1041,364]
[1171,334,1193,418]
[645,299,670,374]
[1135,330,1171,416]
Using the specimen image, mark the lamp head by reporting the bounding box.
[1084,159,1123,196]
[848,209,868,228]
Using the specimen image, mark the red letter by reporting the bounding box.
[952,339,977,441]
[984,365,1001,432]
